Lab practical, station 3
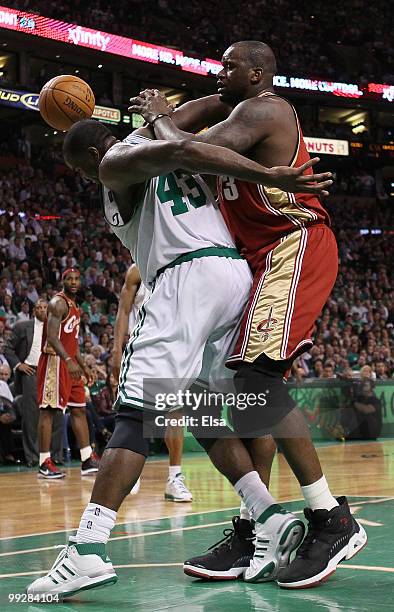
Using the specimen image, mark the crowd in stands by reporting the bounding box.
[292,195,394,382]
[6,0,393,84]
[0,122,392,461]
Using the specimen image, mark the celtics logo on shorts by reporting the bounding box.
[256,306,278,342]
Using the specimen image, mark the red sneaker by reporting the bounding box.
[38,457,66,479]
[81,452,100,475]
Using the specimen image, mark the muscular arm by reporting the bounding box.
[100,136,305,192]
[100,137,329,194]
[169,94,232,132]
[132,95,272,153]
[131,90,232,144]
[46,297,71,361]
[113,265,141,353]
[133,95,231,140]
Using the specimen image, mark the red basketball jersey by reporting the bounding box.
[217,94,331,273]
[42,292,80,358]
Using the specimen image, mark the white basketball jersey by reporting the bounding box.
[101,133,235,286]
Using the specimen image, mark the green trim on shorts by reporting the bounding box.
[116,392,157,409]
[118,279,156,396]
[121,394,157,407]
[114,396,145,412]
[115,394,163,413]
[118,302,148,393]
[156,247,243,278]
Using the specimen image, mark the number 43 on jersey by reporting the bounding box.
[157,171,208,216]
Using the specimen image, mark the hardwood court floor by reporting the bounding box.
[0,440,393,611]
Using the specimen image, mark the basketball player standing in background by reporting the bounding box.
[37,269,100,479]
[113,264,193,502]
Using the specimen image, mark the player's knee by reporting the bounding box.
[232,354,296,435]
[70,406,85,417]
[106,406,150,457]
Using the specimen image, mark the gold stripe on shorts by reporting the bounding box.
[42,355,60,408]
[243,229,305,362]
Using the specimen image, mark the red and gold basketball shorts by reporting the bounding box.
[226,224,338,368]
[37,354,86,411]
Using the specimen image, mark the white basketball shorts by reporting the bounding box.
[117,251,252,412]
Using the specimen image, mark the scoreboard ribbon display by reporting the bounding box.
[0,4,391,101]
[0,5,221,77]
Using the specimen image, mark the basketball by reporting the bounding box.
[39,75,95,131]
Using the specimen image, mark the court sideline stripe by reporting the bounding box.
[1,494,391,544]
[0,520,237,558]
[1,494,391,542]
[1,497,394,559]
[0,504,250,542]
[1,562,394,580]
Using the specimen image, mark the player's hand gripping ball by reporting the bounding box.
[39,75,95,131]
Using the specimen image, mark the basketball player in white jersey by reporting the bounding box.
[113,263,193,502]
[27,119,332,597]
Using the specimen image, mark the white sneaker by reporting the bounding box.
[164,473,193,502]
[129,478,141,495]
[26,538,117,598]
[243,507,305,583]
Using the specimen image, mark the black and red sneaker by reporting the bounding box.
[277,496,367,589]
[183,516,255,580]
[81,452,100,476]
[38,457,66,479]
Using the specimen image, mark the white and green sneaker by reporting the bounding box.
[243,505,305,583]
[26,538,117,598]
[164,473,193,502]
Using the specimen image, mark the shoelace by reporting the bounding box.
[296,518,330,559]
[172,474,189,494]
[207,528,236,555]
[49,545,69,572]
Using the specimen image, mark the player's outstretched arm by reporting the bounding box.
[133,93,231,140]
[99,138,332,195]
[180,142,333,195]
[129,90,258,152]
[172,95,232,131]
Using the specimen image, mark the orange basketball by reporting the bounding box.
[39,75,95,131]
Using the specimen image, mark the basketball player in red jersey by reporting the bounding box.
[37,269,100,479]
[129,41,367,588]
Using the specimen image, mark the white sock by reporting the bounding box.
[80,445,92,462]
[169,465,181,479]
[234,471,278,522]
[39,452,50,465]
[301,475,339,511]
[76,503,117,544]
[239,500,251,522]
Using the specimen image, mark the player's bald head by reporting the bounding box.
[63,119,115,183]
[225,41,277,75]
[218,41,277,103]
[63,119,113,165]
